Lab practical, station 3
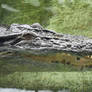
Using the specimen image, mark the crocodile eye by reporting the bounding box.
[76,57,80,61]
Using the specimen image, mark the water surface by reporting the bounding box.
[0,88,69,92]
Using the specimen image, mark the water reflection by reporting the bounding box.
[38,90,52,92]
[0,88,69,92]
[1,4,20,12]
[0,0,52,26]
[58,90,69,92]
[0,88,35,92]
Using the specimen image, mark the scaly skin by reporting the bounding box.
[21,52,92,68]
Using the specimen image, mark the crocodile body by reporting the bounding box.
[0,23,92,67]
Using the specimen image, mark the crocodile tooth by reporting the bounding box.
[67,54,71,56]
[90,56,92,59]
[88,55,90,57]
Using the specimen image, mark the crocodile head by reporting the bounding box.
[0,23,92,68]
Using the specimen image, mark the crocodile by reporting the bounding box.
[0,23,92,68]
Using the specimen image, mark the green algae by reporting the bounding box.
[0,0,92,91]
[1,72,92,92]
[0,0,52,26]
[0,0,92,38]
[47,0,92,38]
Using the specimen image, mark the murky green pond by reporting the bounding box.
[0,0,92,37]
[0,0,53,27]
[0,0,92,92]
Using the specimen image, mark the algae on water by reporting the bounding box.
[0,0,92,38]
[0,0,92,91]
[0,0,53,27]
[47,0,92,37]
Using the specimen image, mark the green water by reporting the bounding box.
[0,0,92,91]
[0,0,53,27]
[0,0,92,37]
